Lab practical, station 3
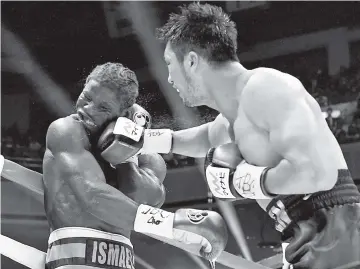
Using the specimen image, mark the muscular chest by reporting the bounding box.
[233,111,282,167]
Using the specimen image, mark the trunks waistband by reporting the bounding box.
[46,227,135,269]
[266,169,360,233]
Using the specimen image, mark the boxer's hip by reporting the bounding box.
[267,170,360,269]
[46,227,135,269]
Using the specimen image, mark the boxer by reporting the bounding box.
[112,3,360,269]
[1,62,228,269]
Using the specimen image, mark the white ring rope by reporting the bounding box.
[1,158,272,269]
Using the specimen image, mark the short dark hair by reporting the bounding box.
[156,2,238,64]
[86,62,139,109]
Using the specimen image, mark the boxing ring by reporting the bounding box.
[1,158,280,269]
[1,2,283,269]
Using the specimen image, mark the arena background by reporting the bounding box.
[1,1,360,269]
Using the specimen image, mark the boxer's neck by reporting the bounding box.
[204,62,249,123]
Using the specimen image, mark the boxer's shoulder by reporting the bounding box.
[243,67,303,97]
[239,68,304,125]
[46,115,88,153]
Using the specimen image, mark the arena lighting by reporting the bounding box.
[1,24,73,117]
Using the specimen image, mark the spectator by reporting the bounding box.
[347,118,360,142]
[1,135,15,157]
[26,136,43,158]
[324,107,341,131]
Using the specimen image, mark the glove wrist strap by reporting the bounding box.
[134,204,174,239]
[233,162,274,199]
[205,166,236,199]
[142,129,173,154]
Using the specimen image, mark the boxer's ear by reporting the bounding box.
[185,51,199,71]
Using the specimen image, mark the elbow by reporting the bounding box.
[308,165,338,192]
[318,166,338,191]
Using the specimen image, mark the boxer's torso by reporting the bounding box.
[209,68,348,211]
[43,115,129,236]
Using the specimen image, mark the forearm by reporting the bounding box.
[263,159,335,195]
[115,163,166,207]
[85,182,139,231]
[172,123,211,158]
[62,161,140,231]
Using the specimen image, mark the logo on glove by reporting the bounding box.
[133,112,151,129]
[186,209,207,224]
[211,171,229,196]
[234,173,255,197]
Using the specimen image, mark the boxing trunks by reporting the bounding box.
[267,170,360,269]
[46,227,135,269]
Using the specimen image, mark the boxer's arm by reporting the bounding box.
[243,72,338,195]
[115,153,166,207]
[45,119,139,230]
[172,123,211,157]
[172,114,225,157]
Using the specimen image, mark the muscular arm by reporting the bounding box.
[44,119,162,230]
[243,71,338,195]
[171,122,212,158]
[171,114,227,158]
[115,153,166,207]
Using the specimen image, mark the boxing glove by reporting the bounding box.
[97,103,153,166]
[127,103,173,155]
[116,153,167,208]
[134,204,228,262]
[138,153,167,183]
[205,143,273,200]
[97,117,145,166]
[126,104,152,129]
[204,143,243,199]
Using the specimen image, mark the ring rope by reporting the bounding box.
[1,158,273,269]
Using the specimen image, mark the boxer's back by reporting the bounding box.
[43,115,123,234]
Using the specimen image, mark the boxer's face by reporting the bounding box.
[164,42,207,107]
[76,79,124,133]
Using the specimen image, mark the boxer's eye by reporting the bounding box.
[99,106,109,112]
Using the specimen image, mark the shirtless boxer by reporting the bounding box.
[127,3,360,269]
[37,62,228,269]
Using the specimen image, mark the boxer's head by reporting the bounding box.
[157,3,238,107]
[76,63,139,133]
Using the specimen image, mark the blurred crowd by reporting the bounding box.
[2,126,45,160]
[311,65,360,144]
[2,64,360,169]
